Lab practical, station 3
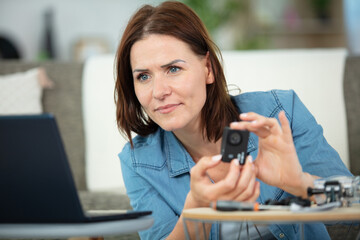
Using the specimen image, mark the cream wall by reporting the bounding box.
[0,0,162,61]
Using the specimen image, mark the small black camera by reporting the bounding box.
[221,127,249,164]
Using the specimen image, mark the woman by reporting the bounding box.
[114,1,351,239]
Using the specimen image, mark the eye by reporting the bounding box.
[137,73,150,81]
[168,66,181,74]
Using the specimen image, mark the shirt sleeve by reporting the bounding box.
[119,145,178,240]
[275,89,352,178]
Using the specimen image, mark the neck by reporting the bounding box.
[173,128,221,162]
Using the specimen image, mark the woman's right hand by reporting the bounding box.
[168,153,260,240]
[188,155,260,208]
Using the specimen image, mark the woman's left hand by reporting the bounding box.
[230,111,314,198]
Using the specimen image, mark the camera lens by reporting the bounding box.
[228,131,242,145]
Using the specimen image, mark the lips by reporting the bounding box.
[155,104,181,114]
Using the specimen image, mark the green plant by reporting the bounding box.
[182,0,268,50]
[183,0,246,35]
[309,0,333,20]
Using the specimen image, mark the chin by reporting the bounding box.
[158,121,185,132]
[161,125,181,132]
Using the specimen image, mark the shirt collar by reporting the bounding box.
[163,130,194,177]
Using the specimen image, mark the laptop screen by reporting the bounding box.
[0,114,85,223]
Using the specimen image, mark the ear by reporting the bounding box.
[205,52,214,84]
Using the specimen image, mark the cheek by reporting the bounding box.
[191,73,208,96]
[134,84,150,107]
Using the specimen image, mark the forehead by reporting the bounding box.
[130,34,195,67]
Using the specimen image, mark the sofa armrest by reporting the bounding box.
[343,55,360,175]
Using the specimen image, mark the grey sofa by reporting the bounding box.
[0,55,359,239]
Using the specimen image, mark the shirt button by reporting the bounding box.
[279,233,285,238]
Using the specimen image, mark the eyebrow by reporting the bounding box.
[161,59,185,68]
[133,59,186,73]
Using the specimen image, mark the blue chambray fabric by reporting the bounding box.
[119,89,352,240]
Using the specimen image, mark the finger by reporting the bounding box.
[234,157,257,199]
[239,112,260,122]
[221,156,255,200]
[239,112,280,131]
[253,161,259,176]
[278,111,292,140]
[231,118,278,138]
[234,175,257,201]
[252,116,282,135]
[237,156,255,189]
[239,112,272,124]
[190,155,222,180]
[248,119,272,138]
[205,159,241,198]
[245,181,260,202]
[230,119,262,132]
[235,112,277,129]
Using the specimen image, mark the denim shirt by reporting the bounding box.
[119,90,352,240]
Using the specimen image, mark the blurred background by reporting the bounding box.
[0,0,359,62]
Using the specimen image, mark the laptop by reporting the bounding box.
[0,114,151,223]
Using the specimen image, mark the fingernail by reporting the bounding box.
[233,159,239,166]
[247,155,253,163]
[212,154,222,162]
[240,113,247,118]
[230,122,239,127]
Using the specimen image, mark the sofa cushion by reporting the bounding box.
[0,68,44,115]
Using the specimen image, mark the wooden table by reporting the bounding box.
[183,204,360,239]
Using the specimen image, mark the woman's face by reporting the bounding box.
[130,34,214,133]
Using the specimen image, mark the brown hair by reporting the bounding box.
[114,1,239,147]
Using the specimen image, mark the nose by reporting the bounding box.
[152,76,171,100]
